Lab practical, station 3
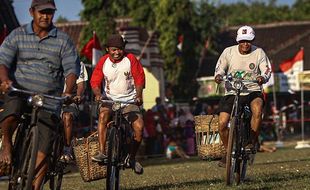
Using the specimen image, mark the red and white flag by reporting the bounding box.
[80,31,102,67]
[0,24,7,45]
[279,48,304,91]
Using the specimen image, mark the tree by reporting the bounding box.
[56,15,68,23]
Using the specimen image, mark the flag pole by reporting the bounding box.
[295,47,310,149]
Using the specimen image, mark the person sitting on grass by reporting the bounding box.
[166,135,190,159]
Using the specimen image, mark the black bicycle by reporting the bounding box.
[7,86,67,190]
[224,77,258,185]
[98,99,134,190]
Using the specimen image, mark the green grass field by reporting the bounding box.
[1,141,310,190]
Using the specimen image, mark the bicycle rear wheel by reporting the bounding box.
[106,127,120,190]
[226,117,237,186]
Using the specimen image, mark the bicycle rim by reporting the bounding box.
[226,117,236,186]
[19,126,39,190]
[106,127,120,190]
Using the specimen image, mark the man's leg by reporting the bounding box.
[63,112,73,147]
[0,116,18,165]
[218,112,230,149]
[127,114,144,174]
[92,107,109,162]
[61,112,74,162]
[130,115,144,161]
[250,97,264,145]
[33,151,48,190]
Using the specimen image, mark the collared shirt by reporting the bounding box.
[0,22,80,96]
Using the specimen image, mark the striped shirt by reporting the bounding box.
[0,22,80,96]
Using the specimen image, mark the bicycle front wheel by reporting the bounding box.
[11,126,39,190]
[106,127,120,190]
[226,117,238,186]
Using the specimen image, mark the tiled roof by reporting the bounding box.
[55,21,88,49]
[197,21,310,77]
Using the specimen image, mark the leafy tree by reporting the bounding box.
[80,0,129,56]
[56,15,68,23]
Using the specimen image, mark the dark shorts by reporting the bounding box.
[0,95,60,155]
[218,91,264,114]
[62,103,79,120]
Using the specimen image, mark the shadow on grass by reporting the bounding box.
[243,171,310,189]
[141,156,218,167]
[255,157,310,165]
[124,178,223,190]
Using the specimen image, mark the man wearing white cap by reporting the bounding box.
[214,25,272,167]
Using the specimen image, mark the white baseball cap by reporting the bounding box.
[236,25,255,42]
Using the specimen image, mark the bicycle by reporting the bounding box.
[98,99,134,190]
[224,76,258,186]
[7,86,67,190]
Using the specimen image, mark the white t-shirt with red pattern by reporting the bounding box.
[91,53,145,102]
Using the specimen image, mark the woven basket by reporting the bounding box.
[72,132,106,182]
[194,115,226,160]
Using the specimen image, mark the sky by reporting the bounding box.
[13,0,295,25]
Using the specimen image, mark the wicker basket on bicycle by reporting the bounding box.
[194,115,226,160]
[72,131,107,182]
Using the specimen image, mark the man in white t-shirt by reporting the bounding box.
[61,62,88,162]
[90,34,145,175]
[214,25,272,167]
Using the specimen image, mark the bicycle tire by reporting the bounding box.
[226,117,237,186]
[8,124,26,190]
[106,127,120,190]
[11,126,39,190]
[49,133,65,190]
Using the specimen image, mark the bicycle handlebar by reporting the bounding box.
[9,86,69,101]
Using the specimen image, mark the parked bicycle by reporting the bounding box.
[97,99,134,190]
[224,76,258,185]
[7,86,68,190]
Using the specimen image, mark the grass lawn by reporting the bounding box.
[1,141,310,189]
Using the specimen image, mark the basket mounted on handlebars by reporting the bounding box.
[194,115,226,161]
[72,131,107,182]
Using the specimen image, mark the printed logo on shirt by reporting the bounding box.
[124,71,132,80]
[249,63,255,70]
[232,70,254,80]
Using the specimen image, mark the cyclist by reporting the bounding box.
[214,25,272,167]
[90,34,145,175]
[61,61,88,162]
[0,0,80,188]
